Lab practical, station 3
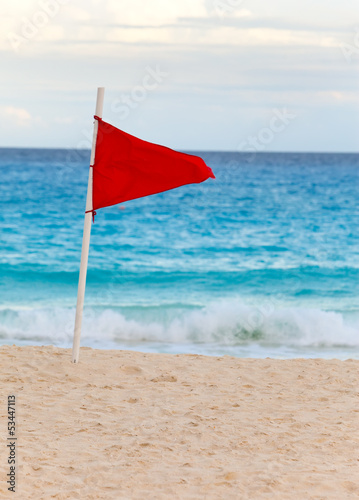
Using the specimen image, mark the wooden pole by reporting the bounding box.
[72,87,105,363]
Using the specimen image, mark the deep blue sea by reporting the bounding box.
[0,149,358,358]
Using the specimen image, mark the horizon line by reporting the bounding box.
[0,146,358,155]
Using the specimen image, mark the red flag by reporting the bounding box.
[91,117,215,212]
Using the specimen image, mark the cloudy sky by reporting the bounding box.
[1,0,358,151]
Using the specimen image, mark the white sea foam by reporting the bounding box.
[0,300,358,356]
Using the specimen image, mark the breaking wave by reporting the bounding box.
[0,299,358,353]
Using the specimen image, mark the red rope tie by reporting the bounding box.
[85,209,97,223]
[94,115,102,122]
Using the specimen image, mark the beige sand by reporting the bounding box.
[0,345,358,499]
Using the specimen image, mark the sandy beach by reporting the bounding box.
[0,345,358,499]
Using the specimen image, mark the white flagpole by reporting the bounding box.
[72,87,105,363]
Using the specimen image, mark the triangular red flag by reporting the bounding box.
[91,117,215,212]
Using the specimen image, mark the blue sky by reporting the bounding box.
[1,0,358,151]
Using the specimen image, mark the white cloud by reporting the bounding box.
[0,0,357,150]
[107,0,207,25]
[315,91,359,104]
[0,0,352,54]
[53,116,77,124]
[63,5,92,22]
[1,106,32,127]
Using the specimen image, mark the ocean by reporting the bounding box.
[0,149,358,359]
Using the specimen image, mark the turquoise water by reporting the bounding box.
[0,149,358,358]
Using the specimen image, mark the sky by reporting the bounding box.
[0,0,358,152]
